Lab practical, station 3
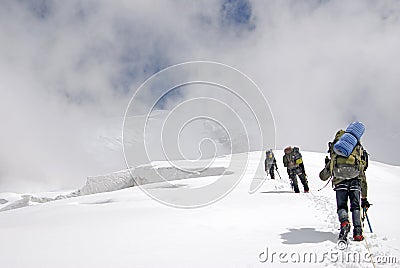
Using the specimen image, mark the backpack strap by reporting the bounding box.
[329,153,336,176]
[353,145,366,172]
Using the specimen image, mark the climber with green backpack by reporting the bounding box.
[319,122,370,244]
[283,146,309,193]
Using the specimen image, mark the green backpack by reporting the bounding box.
[325,130,366,180]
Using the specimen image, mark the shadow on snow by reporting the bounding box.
[280,228,336,244]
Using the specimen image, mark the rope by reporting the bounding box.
[317,177,333,191]
[361,209,376,268]
[311,176,376,267]
[363,231,376,268]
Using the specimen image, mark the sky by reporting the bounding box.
[1,0,399,191]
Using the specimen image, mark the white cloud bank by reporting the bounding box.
[0,0,399,191]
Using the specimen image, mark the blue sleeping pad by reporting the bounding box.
[333,122,365,157]
[346,122,365,141]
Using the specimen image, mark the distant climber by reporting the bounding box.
[319,122,369,243]
[264,149,278,179]
[283,146,309,193]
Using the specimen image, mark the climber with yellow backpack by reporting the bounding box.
[319,122,370,244]
[283,146,309,193]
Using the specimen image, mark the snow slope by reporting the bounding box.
[0,151,399,267]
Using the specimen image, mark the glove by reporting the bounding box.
[361,198,370,209]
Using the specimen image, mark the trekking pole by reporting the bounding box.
[276,169,282,180]
[363,207,373,233]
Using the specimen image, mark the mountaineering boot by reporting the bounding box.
[339,221,351,241]
[337,221,351,250]
[352,210,364,241]
[353,227,364,241]
[353,235,364,241]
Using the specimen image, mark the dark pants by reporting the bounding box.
[288,167,309,192]
[334,178,362,235]
[268,165,275,180]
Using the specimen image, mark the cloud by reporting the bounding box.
[247,0,400,164]
[1,0,399,191]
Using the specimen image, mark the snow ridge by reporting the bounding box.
[0,163,226,211]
